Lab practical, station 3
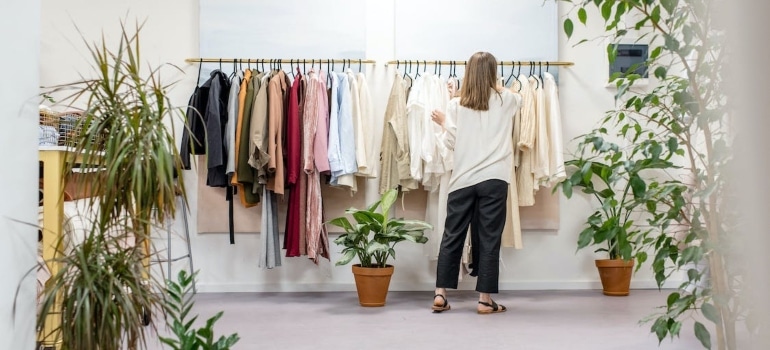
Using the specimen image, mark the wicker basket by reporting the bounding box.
[39,110,104,149]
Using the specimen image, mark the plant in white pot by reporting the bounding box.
[329,189,431,307]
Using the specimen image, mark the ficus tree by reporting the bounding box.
[560,0,745,349]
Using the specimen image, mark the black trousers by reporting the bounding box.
[436,179,508,293]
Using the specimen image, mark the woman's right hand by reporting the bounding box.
[431,110,446,127]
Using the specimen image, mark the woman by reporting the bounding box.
[430,52,521,314]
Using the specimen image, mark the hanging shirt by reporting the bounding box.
[355,72,377,178]
[225,71,242,176]
[181,83,208,170]
[258,187,281,269]
[202,70,231,187]
[406,74,427,182]
[303,71,330,263]
[235,70,262,206]
[328,71,358,190]
[313,72,331,174]
[267,70,289,195]
[230,69,251,187]
[516,74,537,206]
[542,72,566,187]
[250,72,271,195]
[379,71,418,194]
[531,75,549,190]
[284,70,303,257]
[501,79,527,249]
[421,73,452,190]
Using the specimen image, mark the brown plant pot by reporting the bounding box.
[351,264,394,307]
[595,259,634,296]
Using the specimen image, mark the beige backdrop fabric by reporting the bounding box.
[196,157,366,234]
[197,156,558,234]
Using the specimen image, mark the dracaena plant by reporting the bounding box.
[561,0,740,349]
[329,189,431,268]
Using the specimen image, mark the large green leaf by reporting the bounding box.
[661,0,678,14]
[630,174,647,198]
[564,18,574,39]
[336,250,357,266]
[366,242,390,255]
[694,322,712,349]
[328,217,354,232]
[578,8,587,25]
[379,188,399,215]
[577,227,594,249]
[701,303,721,325]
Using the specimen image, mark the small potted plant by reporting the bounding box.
[329,188,431,306]
[559,131,684,296]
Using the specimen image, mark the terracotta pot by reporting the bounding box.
[595,259,634,296]
[351,264,394,307]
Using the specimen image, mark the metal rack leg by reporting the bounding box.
[181,199,196,294]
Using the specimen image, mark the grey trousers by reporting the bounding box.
[435,179,508,293]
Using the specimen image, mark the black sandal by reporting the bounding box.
[477,300,507,314]
[432,294,451,313]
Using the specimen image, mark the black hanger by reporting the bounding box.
[228,59,237,80]
[196,59,203,85]
[359,59,362,73]
[403,60,409,80]
[415,61,421,79]
[539,61,544,82]
[505,61,516,87]
[500,61,505,86]
[219,59,222,71]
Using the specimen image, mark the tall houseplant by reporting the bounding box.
[562,0,738,349]
[37,22,188,350]
[329,188,431,306]
[560,130,685,295]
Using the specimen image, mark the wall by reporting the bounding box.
[0,1,40,349]
[39,1,682,293]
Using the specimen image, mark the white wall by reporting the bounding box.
[0,1,40,349]
[39,1,681,293]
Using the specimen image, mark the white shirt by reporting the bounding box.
[543,72,566,187]
[441,88,522,193]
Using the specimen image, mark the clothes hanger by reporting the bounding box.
[196,59,203,85]
[359,59,362,74]
[504,61,514,89]
[500,61,505,87]
[539,62,544,83]
[219,59,222,72]
[414,61,421,79]
[228,59,237,81]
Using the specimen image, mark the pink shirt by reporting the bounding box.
[313,71,331,173]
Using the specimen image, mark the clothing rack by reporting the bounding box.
[387,60,574,67]
[186,58,377,65]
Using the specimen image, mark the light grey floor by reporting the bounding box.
[145,289,709,350]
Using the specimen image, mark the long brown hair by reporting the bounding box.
[459,51,500,111]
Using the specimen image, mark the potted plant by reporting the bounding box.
[36,22,210,350]
[559,131,684,296]
[328,188,431,307]
[562,1,737,348]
